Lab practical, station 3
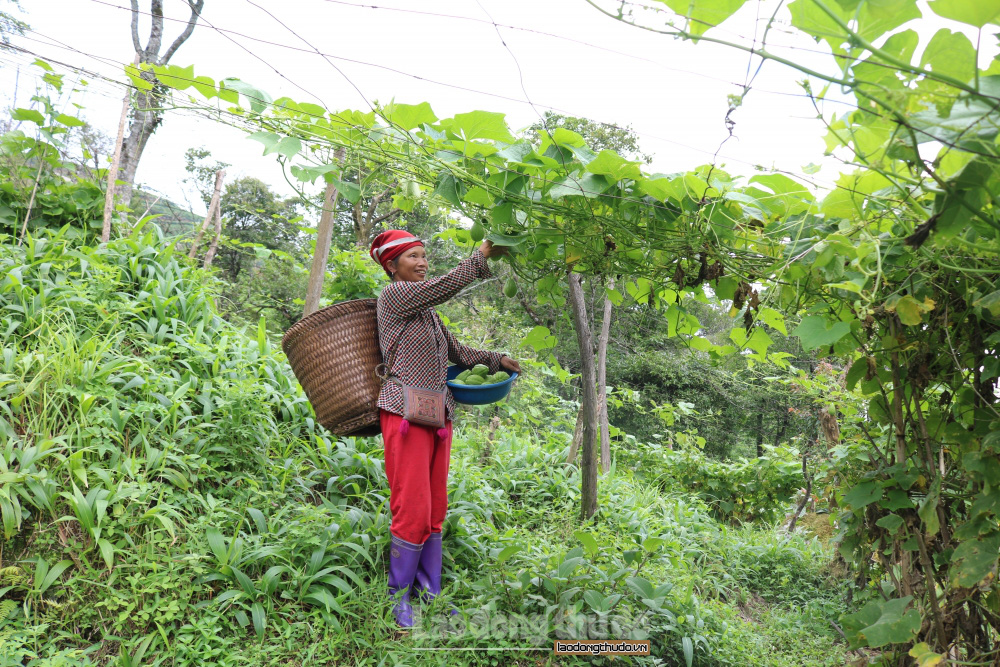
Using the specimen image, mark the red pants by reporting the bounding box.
[380,409,453,545]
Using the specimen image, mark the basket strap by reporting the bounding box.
[379,312,444,385]
[379,317,416,383]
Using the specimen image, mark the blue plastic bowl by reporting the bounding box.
[446,365,518,405]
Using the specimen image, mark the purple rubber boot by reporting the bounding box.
[414,533,459,615]
[387,534,423,628]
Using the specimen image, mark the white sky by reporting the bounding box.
[0,0,988,216]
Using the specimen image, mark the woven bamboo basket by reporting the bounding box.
[281,299,382,437]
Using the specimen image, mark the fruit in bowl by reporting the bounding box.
[446,364,518,405]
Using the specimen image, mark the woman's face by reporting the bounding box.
[390,246,428,281]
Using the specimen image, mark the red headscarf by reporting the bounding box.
[370,230,423,273]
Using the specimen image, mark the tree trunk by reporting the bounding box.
[118,88,161,211]
[120,0,205,209]
[304,156,344,317]
[188,169,224,259]
[773,399,789,447]
[202,198,223,268]
[756,411,764,458]
[568,272,598,521]
[596,277,614,473]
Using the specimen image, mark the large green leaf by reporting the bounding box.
[432,171,465,207]
[657,0,749,37]
[950,530,1000,587]
[974,290,1000,317]
[910,77,1000,151]
[12,108,45,125]
[449,110,514,142]
[381,101,437,130]
[792,315,852,350]
[788,0,850,55]
[266,137,301,160]
[220,78,272,113]
[329,178,362,205]
[855,0,921,44]
[919,29,976,83]
[153,64,195,91]
[585,150,642,182]
[549,173,611,199]
[521,326,557,351]
[929,0,1000,27]
[841,596,921,649]
[842,481,881,509]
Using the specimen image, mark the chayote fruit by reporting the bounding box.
[470,219,485,242]
[503,278,517,298]
[471,364,490,377]
[464,376,485,385]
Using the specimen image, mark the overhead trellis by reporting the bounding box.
[141,62,805,312]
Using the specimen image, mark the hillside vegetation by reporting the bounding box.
[0,227,848,665]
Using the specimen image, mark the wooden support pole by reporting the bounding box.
[203,196,223,268]
[102,54,139,245]
[189,169,225,259]
[303,147,346,318]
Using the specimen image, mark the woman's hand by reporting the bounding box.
[500,356,521,374]
[479,240,507,259]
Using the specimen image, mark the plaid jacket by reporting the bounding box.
[376,249,506,420]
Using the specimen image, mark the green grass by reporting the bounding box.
[0,227,852,666]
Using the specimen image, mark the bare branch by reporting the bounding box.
[364,187,388,225]
[516,289,544,327]
[129,0,142,54]
[159,0,205,65]
[369,208,402,227]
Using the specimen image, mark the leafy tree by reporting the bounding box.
[214,176,300,280]
[527,111,652,164]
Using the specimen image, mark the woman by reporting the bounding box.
[369,229,520,628]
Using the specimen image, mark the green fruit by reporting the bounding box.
[451,379,466,385]
[457,370,472,381]
[470,220,485,242]
[465,376,485,386]
[503,278,517,298]
[472,364,490,377]
[484,374,498,384]
[493,371,510,382]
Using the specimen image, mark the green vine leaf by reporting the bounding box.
[792,315,851,351]
[448,110,514,143]
[841,596,921,649]
[928,0,1000,27]
[381,101,437,130]
[656,0,749,38]
[585,150,642,182]
[950,531,1000,587]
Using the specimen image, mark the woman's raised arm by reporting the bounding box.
[380,249,492,318]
